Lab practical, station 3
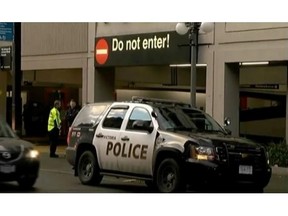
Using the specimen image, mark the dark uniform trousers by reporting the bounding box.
[49,127,59,156]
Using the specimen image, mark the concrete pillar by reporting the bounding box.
[83,22,97,105]
[286,66,288,143]
[224,63,240,136]
[213,59,239,136]
[205,50,215,116]
[81,60,88,105]
[94,67,115,102]
[0,71,7,120]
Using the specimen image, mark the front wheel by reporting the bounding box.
[155,158,185,193]
[77,151,103,185]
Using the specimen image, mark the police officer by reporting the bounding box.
[65,99,79,128]
[47,100,61,158]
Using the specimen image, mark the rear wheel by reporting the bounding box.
[77,151,103,185]
[155,158,185,193]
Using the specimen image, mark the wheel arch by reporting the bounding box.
[153,147,184,177]
[75,143,97,176]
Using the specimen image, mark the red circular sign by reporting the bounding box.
[95,38,109,65]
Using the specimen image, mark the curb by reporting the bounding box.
[272,166,288,176]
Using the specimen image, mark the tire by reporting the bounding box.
[155,158,185,193]
[17,177,37,189]
[77,151,103,185]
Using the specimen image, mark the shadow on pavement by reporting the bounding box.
[0,182,38,193]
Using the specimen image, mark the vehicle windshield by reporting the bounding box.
[154,106,226,134]
[0,120,18,138]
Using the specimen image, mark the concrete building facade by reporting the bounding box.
[1,22,288,141]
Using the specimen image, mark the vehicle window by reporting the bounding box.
[102,108,128,129]
[126,107,152,130]
[73,104,108,127]
[183,109,213,131]
[155,106,196,130]
[183,108,225,133]
[155,106,225,134]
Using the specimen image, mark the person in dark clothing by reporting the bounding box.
[22,103,31,136]
[65,99,79,128]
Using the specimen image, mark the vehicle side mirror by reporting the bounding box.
[224,117,231,127]
[223,117,231,135]
[151,111,157,118]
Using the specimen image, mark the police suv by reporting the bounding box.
[66,97,271,192]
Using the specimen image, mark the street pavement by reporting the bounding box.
[35,144,66,155]
[32,143,288,176]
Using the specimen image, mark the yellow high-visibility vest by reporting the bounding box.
[47,107,61,132]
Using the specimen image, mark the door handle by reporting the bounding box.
[121,136,129,141]
[96,133,104,138]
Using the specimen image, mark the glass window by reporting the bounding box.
[126,107,152,130]
[155,106,226,134]
[102,108,128,129]
[73,104,109,127]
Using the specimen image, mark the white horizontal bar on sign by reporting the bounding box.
[96,49,108,55]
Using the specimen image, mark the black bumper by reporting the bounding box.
[66,147,76,166]
[184,159,272,189]
[0,159,40,182]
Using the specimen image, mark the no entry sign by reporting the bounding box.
[95,38,109,65]
[94,31,190,67]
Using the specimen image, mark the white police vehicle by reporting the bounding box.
[66,97,271,192]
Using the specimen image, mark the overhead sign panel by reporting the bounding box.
[0,46,12,70]
[95,31,190,67]
[0,22,14,41]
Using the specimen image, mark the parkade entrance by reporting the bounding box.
[239,63,288,142]
[4,68,82,137]
[112,63,287,142]
[94,30,288,143]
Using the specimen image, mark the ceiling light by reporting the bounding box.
[240,61,269,66]
[170,64,207,67]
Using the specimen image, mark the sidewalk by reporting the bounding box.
[271,166,288,176]
[34,144,67,155]
[23,136,67,155]
[23,136,66,145]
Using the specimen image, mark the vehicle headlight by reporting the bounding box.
[190,145,215,161]
[25,149,39,159]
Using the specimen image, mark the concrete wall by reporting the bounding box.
[22,23,88,56]
[96,23,177,36]
[23,69,82,85]
[21,22,94,105]
[3,22,288,138]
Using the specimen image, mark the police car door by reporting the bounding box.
[94,105,129,172]
[117,105,157,176]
